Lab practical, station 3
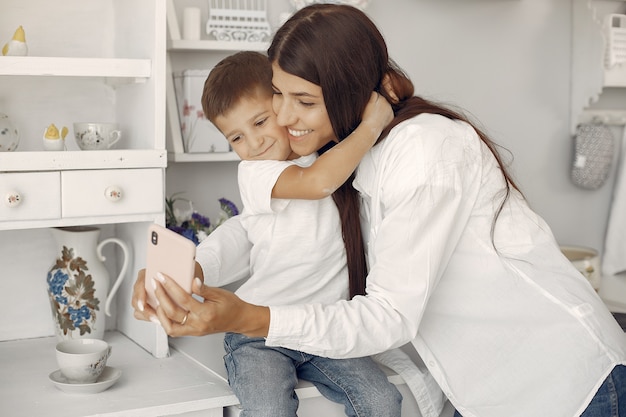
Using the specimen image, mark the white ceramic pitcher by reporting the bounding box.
[46,226,129,340]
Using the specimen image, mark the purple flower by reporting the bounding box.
[191,212,211,228]
[219,198,239,217]
[167,225,186,235]
[165,195,239,245]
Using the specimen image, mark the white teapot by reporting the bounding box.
[0,113,19,151]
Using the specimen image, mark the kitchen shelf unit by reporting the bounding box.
[0,56,163,172]
[1,0,170,361]
[571,0,626,133]
[168,39,268,52]
[165,0,266,163]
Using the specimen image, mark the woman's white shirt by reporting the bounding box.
[265,114,626,417]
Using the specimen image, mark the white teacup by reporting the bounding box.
[73,122,122,150]
[55,338,112,383]
[560,245,601,291]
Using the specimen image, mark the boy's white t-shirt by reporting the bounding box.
[196,153,349,306]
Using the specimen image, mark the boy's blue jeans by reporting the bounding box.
[223,332,403,417]
[453,365,626,417]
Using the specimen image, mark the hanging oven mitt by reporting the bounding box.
[571,123,614,190]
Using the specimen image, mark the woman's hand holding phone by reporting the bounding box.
[132,268,271,338]
[132,223,270,337]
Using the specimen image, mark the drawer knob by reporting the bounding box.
[105,186,123,202]
[5,191,22,208]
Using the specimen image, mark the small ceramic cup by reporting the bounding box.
[55,338,112,383]
[560,245,601,291]
[73,122,122,150]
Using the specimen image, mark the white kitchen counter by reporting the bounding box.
[4,270,622,417]
[0,331,238,417]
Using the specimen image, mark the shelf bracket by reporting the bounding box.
[579,109,626,126]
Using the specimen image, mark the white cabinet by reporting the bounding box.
[0,0,168,227]
[0,172,61,222]
[61,168,163,218]
[0,0,179,412]
[1,168,164,229]
[0,1,246,414]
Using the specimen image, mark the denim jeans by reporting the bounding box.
[223,332,402,417]
[581,365,626,417]
[453,365,626,417]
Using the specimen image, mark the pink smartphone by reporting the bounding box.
[144,223,196,309]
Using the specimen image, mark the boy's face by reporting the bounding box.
[214,94,295,161]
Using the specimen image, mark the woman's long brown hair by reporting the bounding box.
[269,4,520,297]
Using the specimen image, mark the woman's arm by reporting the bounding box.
[265,120,483,358]
[271,92,392,199]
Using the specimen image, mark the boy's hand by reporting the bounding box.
[361,92,393,140]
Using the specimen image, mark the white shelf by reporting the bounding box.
[165,0,269,162]
[168,39,268,52]
[0,56,151,79]
[579,109,626,125]
[168,151,239,162]
[0,213,163,231]
[0,331,238,417]
[0,149,167,172]
[604,64,626,87]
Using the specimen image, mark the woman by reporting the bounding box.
[134,4,626,416]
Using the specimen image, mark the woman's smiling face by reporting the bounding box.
[271,63,337,156]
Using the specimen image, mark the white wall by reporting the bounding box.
[171,0,626,255]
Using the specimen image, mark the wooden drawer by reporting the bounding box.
[61,168,163,218]
[0,172,61,222]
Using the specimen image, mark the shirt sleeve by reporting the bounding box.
[238,160,293,215]
[266,120,482,358]
[195,215,252,286]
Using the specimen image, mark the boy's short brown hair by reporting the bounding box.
[201,51,273,123]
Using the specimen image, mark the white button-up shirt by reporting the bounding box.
[266,114,626,417]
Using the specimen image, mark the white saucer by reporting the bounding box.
[49,366,122,394]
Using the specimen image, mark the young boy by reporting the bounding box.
[197,51,400,416]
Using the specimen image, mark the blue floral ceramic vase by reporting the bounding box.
[46,226,129,340]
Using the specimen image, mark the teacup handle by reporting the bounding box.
[97,238,130,317]
[107,130,122,148]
